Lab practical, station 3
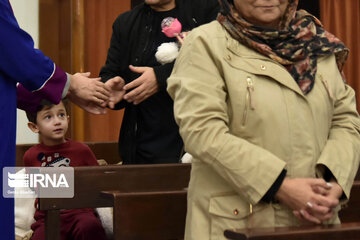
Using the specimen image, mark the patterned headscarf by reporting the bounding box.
[218,0,349,94]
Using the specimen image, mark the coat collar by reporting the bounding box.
[223,28,305,97]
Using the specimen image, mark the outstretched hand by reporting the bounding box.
[123,65,159,105]
[67,72,111,114]
[105,76,126,109]
[275,178,341,224]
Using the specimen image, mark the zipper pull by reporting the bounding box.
[247,77,255,110]
[320,75,334,100]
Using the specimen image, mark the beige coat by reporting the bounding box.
[167,21,360,240]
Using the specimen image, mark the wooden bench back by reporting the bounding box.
[105,190,187,239]
[39,163,191,240]
[225,222,360,240]
[36,163,360,240]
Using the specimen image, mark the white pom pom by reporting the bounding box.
[181,153,193,163]
[155,42,179,65]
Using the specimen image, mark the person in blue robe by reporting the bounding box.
[0,0,110,238]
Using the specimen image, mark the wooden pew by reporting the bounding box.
[224,222,360,240]
[36,162,360,240]
[39,163,191,240]
[15,141,121,166]
[225,181,360,240]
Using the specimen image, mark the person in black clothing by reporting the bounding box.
[100,0,219,164]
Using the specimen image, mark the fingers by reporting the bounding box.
[305,201,335,222]
[123,81,155,105]
[94,81,111,99]
[124,89,147,105]
[129,65,146,74]
[86,105,107,115]
[294,206,334,224]
[293,210,302,219]
[309,178,333,198]
[123,67,158,104]
[312,193,339,208]
[123,77,141,92]
[103,76,126,108]
[108,101,115,109]
[175,33,184,45]
[68,94,107,115]
[106,76,125,89]
[299,209,321,224]
[88,106,107,115]
[305,201,332,216]
[312,185,329,196]
[311,179,333,191]
[124,78,144,100]
[308,178,328,188]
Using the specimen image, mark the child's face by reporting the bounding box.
[33,102,69,146]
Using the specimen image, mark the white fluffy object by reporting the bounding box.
[155,42,179,65]
[181,153,193,163]
[14,168,36,239]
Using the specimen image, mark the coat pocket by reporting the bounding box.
[208,194,252,240]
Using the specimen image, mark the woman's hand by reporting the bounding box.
[275,178,339,224]
[293,181,343,223]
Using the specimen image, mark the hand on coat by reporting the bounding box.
[105,76,126,109]
[293,180,343,224]
[275,178,339,224]
[67,72,110,114]
[123,65,159,105]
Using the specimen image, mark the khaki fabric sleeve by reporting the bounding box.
[317,57,360,199]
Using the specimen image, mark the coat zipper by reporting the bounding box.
[242,77,255,125]
[320,75,334,100]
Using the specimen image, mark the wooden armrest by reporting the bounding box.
[224,222,360,240]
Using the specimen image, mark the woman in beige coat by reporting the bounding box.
[167,0,360,239]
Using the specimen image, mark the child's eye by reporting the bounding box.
[59,113,65,118]
[44,115,51,120]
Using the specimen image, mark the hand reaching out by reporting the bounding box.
[105,76,126,109]
[67,72,110,114]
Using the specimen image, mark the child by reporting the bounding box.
[24,100,107,240]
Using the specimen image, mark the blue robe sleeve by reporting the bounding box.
[0,0,67,112]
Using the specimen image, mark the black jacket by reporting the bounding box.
[100,0,219,164]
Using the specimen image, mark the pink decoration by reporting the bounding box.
[161,17,182,38]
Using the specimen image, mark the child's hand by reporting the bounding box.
[175,31,189,45]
